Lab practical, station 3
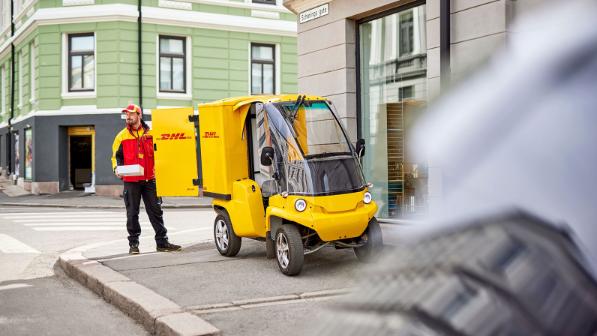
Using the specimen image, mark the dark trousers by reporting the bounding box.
[123,179,168,246]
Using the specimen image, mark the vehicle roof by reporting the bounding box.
[199,94,327,110]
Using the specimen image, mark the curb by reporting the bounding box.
[59,251,220,336]
[0,202,211,209]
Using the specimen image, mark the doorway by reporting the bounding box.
[68,126,95,191]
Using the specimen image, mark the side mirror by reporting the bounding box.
[261,147,275,166]
[356,139,366,158]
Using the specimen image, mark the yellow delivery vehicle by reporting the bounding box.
[152,95,382,275]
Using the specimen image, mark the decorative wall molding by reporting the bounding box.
[0,3,297,57]
[190,0,291,13]
[251,10,280,20]
[159,0,192,11]
[63,0,95,7]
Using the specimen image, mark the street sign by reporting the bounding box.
[299,3,329,24]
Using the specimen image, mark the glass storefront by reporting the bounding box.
[359,4,428,219]
[25,128,32,180]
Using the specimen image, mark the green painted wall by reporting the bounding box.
[0,30,38,123]
[1,3,297,124]
[31,21,297,112]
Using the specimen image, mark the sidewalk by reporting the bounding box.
[0,176,211,209]
[57,215,407,336]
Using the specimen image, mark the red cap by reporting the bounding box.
[122,104,142,116]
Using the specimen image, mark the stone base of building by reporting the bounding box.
[31,182,60,195]
[95,185,123,197]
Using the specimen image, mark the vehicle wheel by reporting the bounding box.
[275,224,304,276]
[265,232,276,259]
[214,213,241,257]
[354,217,383,262]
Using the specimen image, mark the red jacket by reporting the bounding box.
[111,124,155,182]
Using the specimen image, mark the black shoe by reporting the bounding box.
[129,245,140,254]
[156,242,182,252]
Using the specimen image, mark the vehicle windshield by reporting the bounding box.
[262,100,366,196]
[276,100,352,158]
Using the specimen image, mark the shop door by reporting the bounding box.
[68,126,95,191]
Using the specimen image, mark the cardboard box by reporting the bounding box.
[116,164,144,176]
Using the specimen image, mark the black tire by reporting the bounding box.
[354,217,383,262]
[275,224,304,276]
[265,232,276,259]
[213,213,241,257]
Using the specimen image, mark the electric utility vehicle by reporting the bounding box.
[152,95,382,275]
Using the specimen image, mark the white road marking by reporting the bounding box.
[1,214,123,219]
[23,222,149,226]
[0,283,32,291]
[1,211,121,217]
[0,234,41,254]
[14,218,125,223]
[33,226,175,231]
[1,211,162,232]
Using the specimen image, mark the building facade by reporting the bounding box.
[0,0,297,195]
[283,0,548,221]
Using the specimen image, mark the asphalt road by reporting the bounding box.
[0,205,402,336]
[0,206,150,335]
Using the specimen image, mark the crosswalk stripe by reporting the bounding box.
[33,227,131,231]
[1,211,121,216]
[0,283,32,291]
[2,214,124,219]
[32,227,174,231]
[0,234,41,254]
[23,222,150,226]
[14,218,129,223]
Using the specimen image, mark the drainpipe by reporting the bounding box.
[7,0,15,175]
[137,0,143,108]
[440,0,451,91]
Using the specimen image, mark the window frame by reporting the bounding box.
[158,35,187,94]
[399,11,415,56]
[355,0,425,139]
[250,43,276,95]
[67,32,95,93]
[252,0,276,5]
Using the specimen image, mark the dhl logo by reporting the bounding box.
[203,131,219,139]
[160,133,192,140]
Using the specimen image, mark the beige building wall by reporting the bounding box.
[284,0,549,216]
[284,0,521,137]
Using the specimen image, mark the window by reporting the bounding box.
[0,0,11,31]
[18,51,22,107]
[1,66,5,116]
[253,0,276,4]
[399,11,414,56]
[251,44,275,95]
[399,86,413,100]
[159,36,186,93]
[68,33,95,92]
[359,4,427,219]
[30,42,35,102]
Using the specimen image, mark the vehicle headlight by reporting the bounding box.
[295,199,307,212]
[363,192,372,204]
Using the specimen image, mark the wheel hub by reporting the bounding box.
[276,233,290,269]
[215,219,229,250]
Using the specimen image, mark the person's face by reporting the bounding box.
[125,111,141,127]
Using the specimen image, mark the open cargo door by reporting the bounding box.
[152,107,201,197]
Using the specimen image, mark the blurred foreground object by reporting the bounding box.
[319,0,597,334]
